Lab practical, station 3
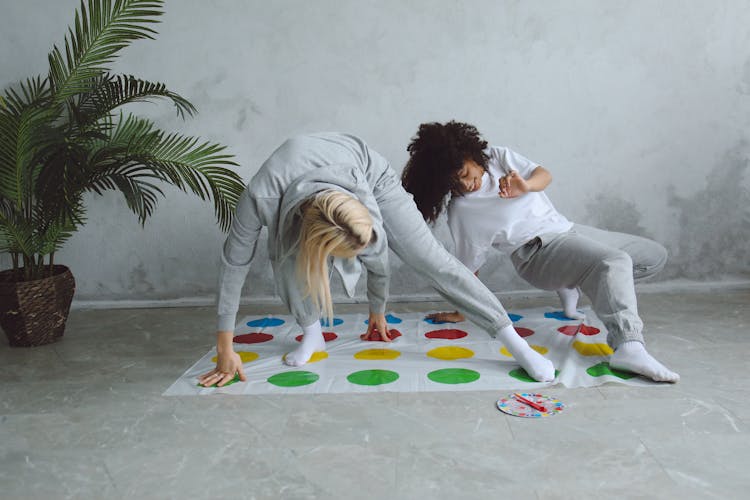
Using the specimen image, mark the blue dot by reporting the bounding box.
[364,313,403,325]
[386,314,403,324]
[544,311,578,321]
[246,317,285,327]
[320,317,343,327]
[509,313,523,322]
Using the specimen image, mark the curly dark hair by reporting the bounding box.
[401,121,489,223]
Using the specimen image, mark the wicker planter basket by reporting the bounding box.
[0,265,76,347]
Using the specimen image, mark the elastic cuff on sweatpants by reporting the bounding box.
[296,313,322,329]
[487,316,513,337]
[609,331,645,349]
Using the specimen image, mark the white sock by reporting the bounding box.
[284,320,326,367]
[556,287,586,320]
[498,324,555,382]
[610,341,680,383]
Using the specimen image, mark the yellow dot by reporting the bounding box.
[308,351,329,363]
[499,345,548,358]
[354,349,401,360]
[427,346,474,360]
[572,341,613,356]
[211,351,259,363]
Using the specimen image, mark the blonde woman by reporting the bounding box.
[199,133,555,387]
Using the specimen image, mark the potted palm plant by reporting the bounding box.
[0,0,245,346]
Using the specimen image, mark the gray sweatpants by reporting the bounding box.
[510,224,668,348]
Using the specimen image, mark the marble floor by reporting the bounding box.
[1,289,748,499]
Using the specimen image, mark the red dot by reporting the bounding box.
[233,333,274,344]
[425,329,468,340]
[295,332,338,342]
[515,327,535,338]
[557,324,601,336]
[360,328,402,341]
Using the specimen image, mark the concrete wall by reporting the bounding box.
[1,0,749,305]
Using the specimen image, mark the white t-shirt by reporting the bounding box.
[447,146,573,272]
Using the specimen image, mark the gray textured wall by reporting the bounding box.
[1,0,749,305]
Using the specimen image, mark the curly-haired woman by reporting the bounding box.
[200,132,555,387]
[402,121,679,383]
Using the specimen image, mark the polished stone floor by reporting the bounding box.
[1,289,748,499]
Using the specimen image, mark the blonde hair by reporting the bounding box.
[297,190,373,323]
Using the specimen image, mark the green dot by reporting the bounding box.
[198,373,241,388]
[509,368,560,383]
[586,362,637,379]
[427,368,480,384]
[267,371,320,387]
[346,369,399,386]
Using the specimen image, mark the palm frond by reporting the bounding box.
[0,80,59,208]
[32,207,80,256]
[88,169,165,223]
[0,210,35,256]
[79,74,196,123]
[33,136,94,228]
[49,0,164,101]
[1,76,51,113]
[127,132,243,231]
[85,113,243,230]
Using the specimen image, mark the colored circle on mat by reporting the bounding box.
[509,313,523,322]
[500,345,548,357]
[247,317,285,327]
[198,373,241,388]
[557,324,601,336]
[425,329,468,340]
[347,369,400,386]
[234,333,273,344]
[572,341,613,356]
[497,393,565,418]
[267,371,320,387]
[515,327,534,338]
[295,332,338,342]
[320,318,343,327]
[427,368,480,384]
[586,362,636,379]
[354,349,401,360]
[509,368,560,383]
[308,351,328,363]
[364,314,403,325]
[544,311,580,321]
[426,346,474,360]
[360,329,402,342]
[211,351,259,363]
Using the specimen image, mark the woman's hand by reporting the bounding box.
[498,171,529,198]
[499,166,551,198]
[425,311,465,323]
[363,311,391,341]
[198,347,247,387]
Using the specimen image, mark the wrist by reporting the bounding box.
[216,331,234,352]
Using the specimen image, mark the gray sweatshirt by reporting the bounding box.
[216,133,392,331]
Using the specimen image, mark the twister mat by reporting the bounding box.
[164,307,661,395]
